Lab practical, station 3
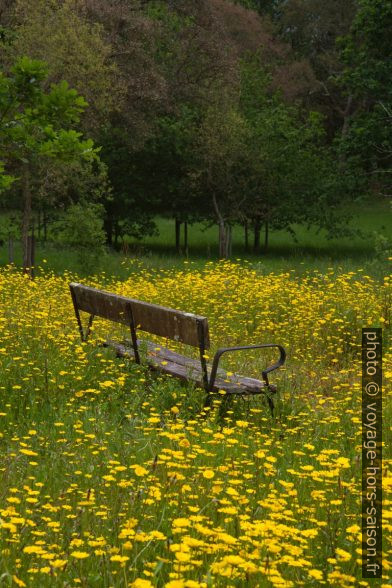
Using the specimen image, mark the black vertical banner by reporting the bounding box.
[362,328,382,579]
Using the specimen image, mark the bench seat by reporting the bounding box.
[104,339,275,396]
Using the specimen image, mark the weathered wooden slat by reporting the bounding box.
[104,340,272,395]
[129,339,203,370]
[70,283,210,348]
[136,341,272,391]
[138,340,271,388]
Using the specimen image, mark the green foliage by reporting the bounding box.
[340,0,392,99]
[233,56,351,237]
[141,105,204,221]
[146,1,194,29]
[0,24,16,46]
[337,0,392,192]
[0,162,14,193]
[233,0,280,15]
[99,126,160,245]
[0,56,98,204]
[0,55,100,211]
[194,99,250,221]
[55,203,106,272]
[374,231,392,261]
[365,222,392,279]
[0,56,98,168]
[0,211,20,242]
[2,0,119,126]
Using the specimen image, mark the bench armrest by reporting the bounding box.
[209,344,286,391]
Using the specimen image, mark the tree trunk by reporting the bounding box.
[341,95,353,140]
[264,220,269,251]
[244,221,249,252]
[43,210,48,242]
[228,224,232,258]
[253,218,261,252]
[339,95,353,166]
[218,221,226,258]
[28,231,35,279]
[212,193,231,259]
[218,221,231,258]
[38,209,41,240]
[175,218,181,254]
[22,163,32,275]
[183,221,188,256]
[8,234,14,264]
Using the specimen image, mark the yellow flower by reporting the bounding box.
[100,380,115,388]
[308,569,323,580]
[23,545,44,554]
[254,450,265,458]
[131,580,154,588]
[175,551,191,562]
[236,420,249,428]
[20,449,38,457]
[51,559,68,569]
[202,469,214,479]
[173,518,190,528]
[336,548,351,561]
[70,551,90,559]
[134,465,149,477]
[110,555,129,563]
[346,525,360,534]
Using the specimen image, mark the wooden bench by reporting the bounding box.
[69,283,286,414]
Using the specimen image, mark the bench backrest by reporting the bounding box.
[70,283,210,349]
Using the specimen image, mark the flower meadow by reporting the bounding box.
[0,260,391,588]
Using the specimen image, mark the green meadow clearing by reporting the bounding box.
[0,199,391,277]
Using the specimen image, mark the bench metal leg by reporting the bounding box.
[266,394,274,418]
[125,302,140,364]
[204,389,276,418]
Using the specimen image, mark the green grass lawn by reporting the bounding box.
[0,199,391,278]
[133,200,391,257]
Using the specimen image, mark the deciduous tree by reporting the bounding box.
[1,0,120,133]
[0,57,99,273]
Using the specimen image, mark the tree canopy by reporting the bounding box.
[1,0,388,259]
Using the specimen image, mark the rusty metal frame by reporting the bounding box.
[125,302,141,364]
[209,343,286,392]
[70,284,94,342]
[205,343,286,416]
[83,314,95,342]
[196,319,209,391]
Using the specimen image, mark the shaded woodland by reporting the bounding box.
[0,0,391,265]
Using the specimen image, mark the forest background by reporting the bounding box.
[0,0,391,268]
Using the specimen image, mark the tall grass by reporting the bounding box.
[0,261,390,587]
